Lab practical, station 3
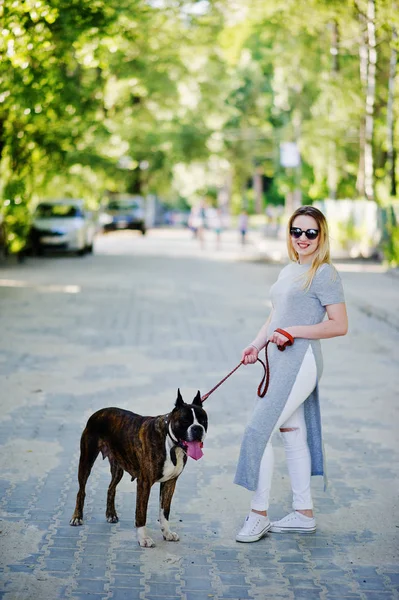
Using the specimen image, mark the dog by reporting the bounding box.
[69,389,208,547]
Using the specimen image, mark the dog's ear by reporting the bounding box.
[192,390,202,406]
[175,388,184,408]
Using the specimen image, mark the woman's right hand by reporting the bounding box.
[241,344,259,365]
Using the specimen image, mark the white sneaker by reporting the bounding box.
[270,511,316,534]
[236,512,271,543]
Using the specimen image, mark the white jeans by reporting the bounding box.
[251,345,317,512]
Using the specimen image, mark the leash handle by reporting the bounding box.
[256,342,270,398]
[257,330,293,395]
[275,328,294,351]
[255,331,293,396]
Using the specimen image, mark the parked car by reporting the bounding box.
[100,196,146,234]
[29,199,96,255]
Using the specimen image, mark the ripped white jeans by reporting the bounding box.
[251,345,317,512]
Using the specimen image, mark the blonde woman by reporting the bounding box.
[235,206,348,542]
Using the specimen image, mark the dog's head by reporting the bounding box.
[169,389,208,460]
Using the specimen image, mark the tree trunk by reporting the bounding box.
[285,190,294,216]
[328,140,338,200]
[331,20,340,74]
[364,0,376,201]
[356,5,368,197]
[387,25,397,197]
[328,20,340,200]
[218,169,233,212]
[253,167,263,214]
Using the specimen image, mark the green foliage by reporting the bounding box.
[381,203,399,265]
[336,216,365,251]
[2,180,31,253]
[0,0,398,251]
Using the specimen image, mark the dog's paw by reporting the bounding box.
[137,527,156,548]
[163,530,179,542]
[69,517,83,526]
[138,536,156,548]
[106,514,119,523]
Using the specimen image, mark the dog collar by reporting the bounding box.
[165,417,186,450]
[167,430,187,450]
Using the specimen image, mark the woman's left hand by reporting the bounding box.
[269,329,293,347]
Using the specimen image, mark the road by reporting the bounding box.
[0,228,398,600]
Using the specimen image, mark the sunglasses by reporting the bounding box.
[290,227,319,240]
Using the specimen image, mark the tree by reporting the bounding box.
[1,0,398,253]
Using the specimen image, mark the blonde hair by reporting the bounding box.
[287,205,332,290]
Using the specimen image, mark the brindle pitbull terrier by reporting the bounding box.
[70,389,208,547]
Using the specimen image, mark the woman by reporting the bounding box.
[235,205,348,543]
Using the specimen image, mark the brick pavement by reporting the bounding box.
[0,232,398,600]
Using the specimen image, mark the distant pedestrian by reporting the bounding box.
[189,202,207,248]
[238,210,248,245]
[195,201,207,249]
[188,206,198,238]
[235,205,348,543]
[213,208,223,251]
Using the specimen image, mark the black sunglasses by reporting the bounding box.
[290,227,319,240]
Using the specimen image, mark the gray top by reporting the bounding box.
[234,262,345,491]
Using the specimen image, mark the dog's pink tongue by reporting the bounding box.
[185,441,203,460]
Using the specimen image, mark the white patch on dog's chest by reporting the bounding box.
[158,444,185,482]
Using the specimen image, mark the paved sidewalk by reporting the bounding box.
[0,232,398,600]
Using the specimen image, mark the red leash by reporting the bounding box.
[201,328,294,403]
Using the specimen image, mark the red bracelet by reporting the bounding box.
[274,328,294,351]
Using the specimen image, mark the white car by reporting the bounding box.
[30,200,96,255]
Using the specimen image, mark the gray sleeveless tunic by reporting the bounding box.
[234,262,345,491]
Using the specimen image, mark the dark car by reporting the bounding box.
[100,196,146,234]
